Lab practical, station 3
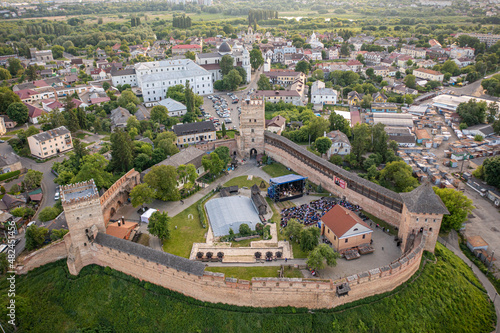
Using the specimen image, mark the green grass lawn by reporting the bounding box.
[75,133,89,140]
[162,199,207,258]
[223,175,268,188]
[231,236,262,247]
[4,243,495,332]
[262,162,297,178]
[362,210,397,236]
[206,266,302,280]
[0,136,12,140]
[216,129,236,138]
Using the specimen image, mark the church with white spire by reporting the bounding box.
[195,41,251,83]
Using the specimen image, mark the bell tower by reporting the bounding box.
[237,97,265,158]
[61,180,105,275]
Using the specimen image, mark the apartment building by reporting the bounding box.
[27,126,73,159]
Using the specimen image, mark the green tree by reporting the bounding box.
[239,223,252,236]
[25,225,49,251]
[284,219,303,243]
[150,105,170,125]
[184,51,196,61]
[404,74,416,89]
[250,48,264,70]
[50,229,69,241]
[0,87,21,114]
[234,66,247,83]
[223,69,242,91]
[6,102,29,124]
[202,152,224,176]
[214,146,231,170]
[109,128,134,173]
[51,45,65,59]
[177,164,197,188]
[295,60,310,75]
[72,154,113,190]
[0,68,11,80]
[117,90,140,107]
[306,244,339,270]
[130,183,156,208]
[7,58,22,76]
[39,206,62,222]
[433,187,474,232]
[144,165,180,201]
[220,55,234,76]
[315,136,332,156]
[378,161,419,192]
[148,211,171,241]
[329,113,351,137]
[23,170,43,190]
[221,122,227,137]
[184,81,195,114]
[360,95,372,109]
[300,227,320,252]
[10,207,35,219]
[102,82,110,91]
[487,102,498,124]
[305,116,330,142]
[483,156,500,188]
[329,154,343,166]
[351,123,372,165]
[457,99,487,126]
[371,123,389,161]
[257,74,272,90]
[441,60,459,75]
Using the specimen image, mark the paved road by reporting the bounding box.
[447,70,500,98]
[439,233,500,333]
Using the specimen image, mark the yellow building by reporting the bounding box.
[321,205,373,252]
[27,126,73,159]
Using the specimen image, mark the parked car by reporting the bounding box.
[54,192,60,201]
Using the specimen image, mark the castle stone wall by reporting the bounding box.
[100,169,140,224]
[16,239,67,274]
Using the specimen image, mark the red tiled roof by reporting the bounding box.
[24,102,46,119]
[321,205,369,238]
[172,44,201,49]
[15,89,38,100]
[106,221,138,240]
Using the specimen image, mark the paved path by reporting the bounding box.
[204,258,307,267]
[439,232,499,333]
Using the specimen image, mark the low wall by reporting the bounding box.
[196,138,238,156]
[16,239,67,274]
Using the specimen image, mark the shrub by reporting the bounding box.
[0,170,20,182]
[196,252,204,259]
[239,223,251,236]
[39,206,62,222]
[206,252,213,259]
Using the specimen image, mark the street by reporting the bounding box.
[447,70,500,98]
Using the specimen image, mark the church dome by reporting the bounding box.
[219,42,232,54]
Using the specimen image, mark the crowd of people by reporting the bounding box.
[280,198,362,228]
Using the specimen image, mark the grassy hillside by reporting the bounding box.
[0,243,495,332]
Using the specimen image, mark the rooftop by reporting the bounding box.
[61,180,99,203]
[321,205,372,239]
[205,196,261,237]
[30,126,70,142]
[400,182,449,215]
[172,121,215,137]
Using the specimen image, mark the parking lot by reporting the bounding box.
[202,92,242,131]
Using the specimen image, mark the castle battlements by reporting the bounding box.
[61,180,100,206]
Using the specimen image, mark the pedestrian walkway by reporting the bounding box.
[438,232,499,333]
[203,258,307,267]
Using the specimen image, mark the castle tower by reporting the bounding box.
[399,183,449,253]
[237,97,265,158]
[61,180,105,275]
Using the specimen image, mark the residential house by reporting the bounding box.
[171,44,202,56]
[0,115,16,129]
[311,80,337,106]
[0,116,5,135]
[266,115,286,134]
[254,89,304,106]
[321,204,373,252]
[372,92,387,103]
[462,124,495,138]
[27,126,73,159]
[347,91,363,106]
[110,107,132,130]
[0,153,22,174]
[156,98,188,117]
[173,121,216,146]
[326,130,351,157]
[345,60,363,72]
[413,68,444,82]
[24,103,47,124]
